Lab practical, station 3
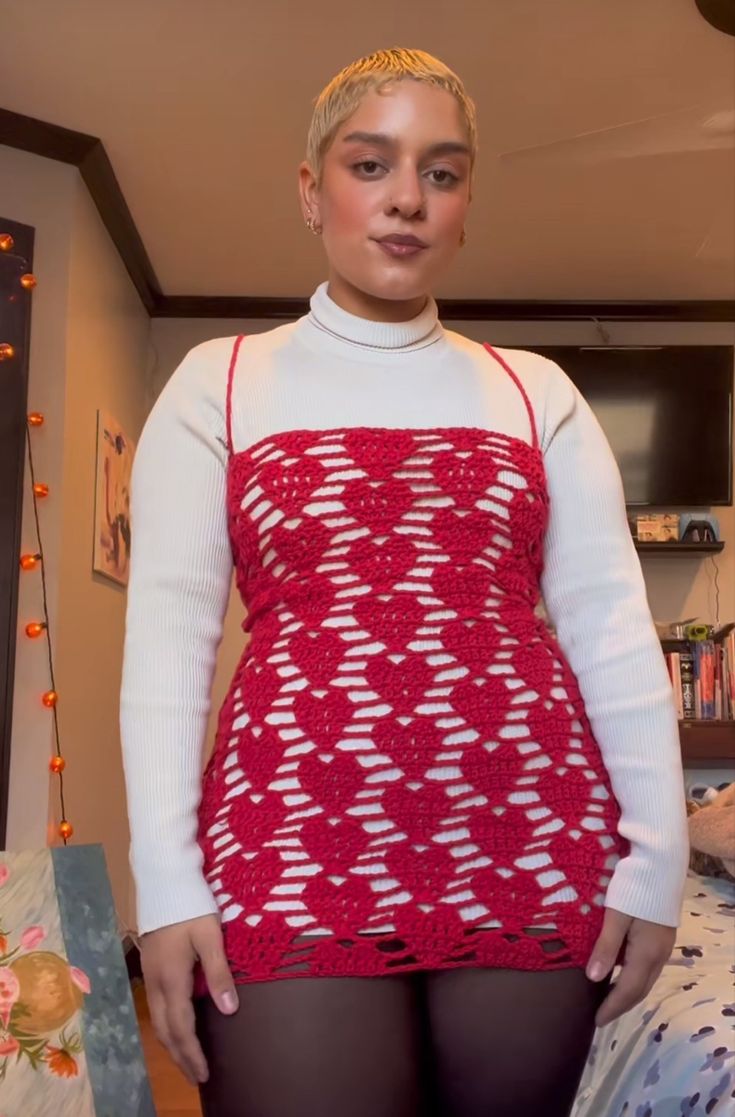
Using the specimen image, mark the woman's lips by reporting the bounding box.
[374,236,428,259]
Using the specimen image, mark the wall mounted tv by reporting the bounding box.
[530,345,733,507]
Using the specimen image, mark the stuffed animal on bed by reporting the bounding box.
[687,782,735,880]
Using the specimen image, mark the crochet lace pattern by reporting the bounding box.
[196,339,625,986]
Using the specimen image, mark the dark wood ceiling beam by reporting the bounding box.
[155,294,735,322]
[0,108,162,314]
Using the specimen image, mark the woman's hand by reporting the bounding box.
[141,914,239,1085]
[586,908,676,1028]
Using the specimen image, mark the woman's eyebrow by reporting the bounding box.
[342,131,395,147]
[342,132,470,158]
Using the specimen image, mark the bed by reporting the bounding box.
[573,872,735,1117]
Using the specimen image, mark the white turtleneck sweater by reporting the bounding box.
[120,283,689,938]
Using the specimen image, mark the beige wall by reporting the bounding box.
[2,146,151,933]
[54,182,150,931]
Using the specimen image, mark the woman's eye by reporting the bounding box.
[428,169,458,186]
[355,161,384,176]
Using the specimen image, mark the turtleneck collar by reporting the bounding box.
[306,281,443,353]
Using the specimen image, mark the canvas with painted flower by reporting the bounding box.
[0,845,154,1116]
[93,411,134,587]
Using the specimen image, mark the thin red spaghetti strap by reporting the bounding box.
[225,335,246,455]
[483,343,539,450]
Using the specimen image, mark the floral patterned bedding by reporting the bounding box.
[573,873,735,1117]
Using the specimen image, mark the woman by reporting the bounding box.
[121,48,688,1117]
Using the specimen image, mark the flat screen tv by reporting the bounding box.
[530,346,733,507]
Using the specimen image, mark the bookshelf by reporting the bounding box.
[635,541,724,555]
[680,720,735,768]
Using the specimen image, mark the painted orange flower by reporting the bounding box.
[46,1046,78,1078]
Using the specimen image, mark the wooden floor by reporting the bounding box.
[134,983,203,1117]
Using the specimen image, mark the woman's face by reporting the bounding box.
[301,80,472,321]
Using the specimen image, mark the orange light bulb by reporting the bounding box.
[59,821,73,841]
[42,690,58,709]
[20,553,41,572]
[25,622,46,639]
[49,755,66,774]
[0,343,15,361]
[20,274,37,291]
[33,483,49,499]
[27,413,45,428]
[0,234,14,252]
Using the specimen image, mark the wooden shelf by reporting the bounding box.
[680,720,735,767]
[634,541,724,555]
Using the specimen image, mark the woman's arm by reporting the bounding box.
[538,361,689,929]
[120,339,236,935]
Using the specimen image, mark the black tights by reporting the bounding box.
[195,967,605,1117]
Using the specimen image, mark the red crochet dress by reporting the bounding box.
[197,336,626,985]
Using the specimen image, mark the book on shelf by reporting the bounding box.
[662,629,735,723]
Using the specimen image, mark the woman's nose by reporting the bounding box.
[385,169,426,219]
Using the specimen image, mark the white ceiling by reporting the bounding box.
[1,0,734,301]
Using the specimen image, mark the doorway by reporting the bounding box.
[0,217,34,845]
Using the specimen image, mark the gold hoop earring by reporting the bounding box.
[306,213,321,236]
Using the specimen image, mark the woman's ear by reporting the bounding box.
[298,161,321,227]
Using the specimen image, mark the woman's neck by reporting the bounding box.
[307,282,441,353]
[326,273,429,323]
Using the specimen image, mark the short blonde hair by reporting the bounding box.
[306,48,477,181]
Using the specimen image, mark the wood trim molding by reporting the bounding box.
[0,108,161,314]
[2,107,734,323]
[680,721,735,768]
[155,294,735,322]
[78,139,162,315]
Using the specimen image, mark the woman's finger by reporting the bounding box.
[586,908,629,984]
[161,971,209,1085]
[163,978,210,1085]
[146,983,173,1054]
[195,923,239,1018]
[148,981,203,1085]
[594,953,658,1028]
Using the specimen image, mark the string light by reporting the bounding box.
[24,385,71,845]
[0,233,14,252]
[10,258,71,841]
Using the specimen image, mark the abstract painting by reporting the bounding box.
[0,845,155,1116]
[93,411,134,587]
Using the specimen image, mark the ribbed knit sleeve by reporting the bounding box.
[538,361,689,928]
[120,340,235,933]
